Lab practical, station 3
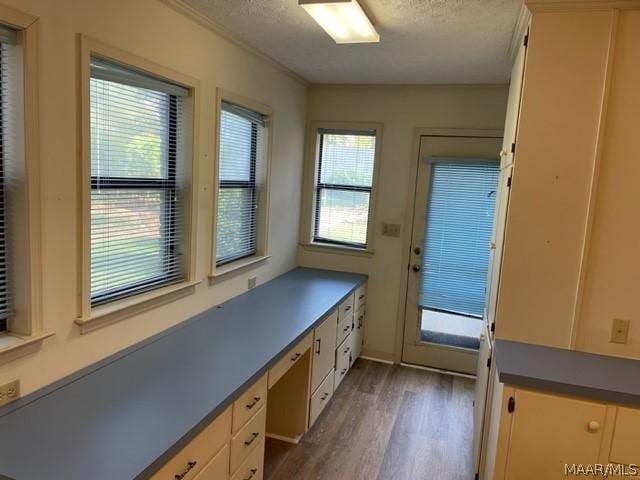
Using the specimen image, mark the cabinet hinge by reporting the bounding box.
[508,396,516,413]
[486,357,492,368]
[506,175,512,188]
[523,34,529,47]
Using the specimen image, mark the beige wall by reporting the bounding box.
[496,7,640,360]
[575,9,640,358]
[0,0,307,395]
[299,85,509,361]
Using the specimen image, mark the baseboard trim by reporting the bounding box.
[265,432,302,444]
[359,355,394,365]
[400,362,477,379]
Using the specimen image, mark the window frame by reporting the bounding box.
[301,121,382,254]
[0,6,54,362]
[210,89,273,278]
[77,36,200,333]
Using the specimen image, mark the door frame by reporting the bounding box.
[393,128,504,365]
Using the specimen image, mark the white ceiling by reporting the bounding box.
[182,0,522,84]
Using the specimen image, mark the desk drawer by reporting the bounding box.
[151,406,231,480]
[338,294,354,322]
[193,443,229,480]
[309,369,335,427]
[230,405,266,473]
[232,375,267,434]
[230,438,265,480]
[268,333,312,389]
[355,284,366,311]
[336,310,354,346]
[334,333,352,390]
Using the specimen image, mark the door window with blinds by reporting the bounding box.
[89,56,189,306]
[0,25,19,332]
[215,101,265,266]
[419,160,500,318]
[313,129,376,248]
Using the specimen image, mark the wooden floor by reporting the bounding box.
[264,359,475,480]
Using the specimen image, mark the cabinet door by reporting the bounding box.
[351,308,364,362]
[505,390,606,479]
[311,310,338,393]
[193,444,229,480]
[610,407,640,466]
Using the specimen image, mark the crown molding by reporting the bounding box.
[158,0,309,87]
[526,0,640,12]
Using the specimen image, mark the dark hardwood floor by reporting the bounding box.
[264,358,475,480]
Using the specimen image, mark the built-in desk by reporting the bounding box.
[0,268,367,480]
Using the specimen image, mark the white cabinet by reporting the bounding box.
[334,333,352,390]
[309,369,335,426]
[311,310,338,393]
[351,307,364,364]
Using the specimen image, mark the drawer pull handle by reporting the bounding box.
[343,325,350,332]
[245,397,261,410]
[358,316,363,328]
[290,352,302,362]
[344,346,350,354]
[587,420,601,433]
[359,294,365,300]
[344,305,352,312]
[321,392,329,401]
[244,432,260,446]
[341,368,347,375]
[243,468,258,480]
[315,338,321,355]
[174,461,197,480]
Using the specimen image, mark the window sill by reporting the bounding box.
[75,280,201,334]
[299,242,374,257]
[209,255,271,281]
[0,330,55,366]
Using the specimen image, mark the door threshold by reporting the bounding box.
[400,361,477,380]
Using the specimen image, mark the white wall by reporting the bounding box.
[0,0,307,394]
[299,85,509,361]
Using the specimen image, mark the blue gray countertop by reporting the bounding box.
[495,339,640,406]
[0,267,366,480]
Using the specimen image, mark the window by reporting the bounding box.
[0,25,18,333]
[313,128,377,248]
[215,101,266,266]
[89,56,190,306]
[419,160,500,317]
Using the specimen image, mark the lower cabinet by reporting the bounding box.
[151,375,267,480]
[351,306,364,364]
[334,333,352,390]
[493,385,640,479]
[309,369,335,426]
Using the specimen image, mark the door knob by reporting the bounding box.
[412,264,421,272]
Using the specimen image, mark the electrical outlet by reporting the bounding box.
[0,379,20,407]
[382,223,401,238]
[248,276,257,289]
[610,318,630,344]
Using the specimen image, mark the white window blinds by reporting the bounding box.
[313,129,375,247]
[215,102,265,266]
[90,56,189,306]
[0,25,19,332]
[419,160,499,317]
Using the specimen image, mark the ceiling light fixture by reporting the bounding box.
[299,0,380,44]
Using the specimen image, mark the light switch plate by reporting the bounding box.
[0,379,20,407]
[610,318,630,344]
[382,223,401,237]
[248,276,257,289]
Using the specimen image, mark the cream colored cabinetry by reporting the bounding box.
[492,385,640,479]
[152,375,267,480]
[334,333,352,390]
[351,306,364,364]
[309,368,335,426]
[311,310,338,392]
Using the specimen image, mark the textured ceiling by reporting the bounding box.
[182,0,522,84]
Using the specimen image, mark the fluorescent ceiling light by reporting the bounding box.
[300,0,380,44]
